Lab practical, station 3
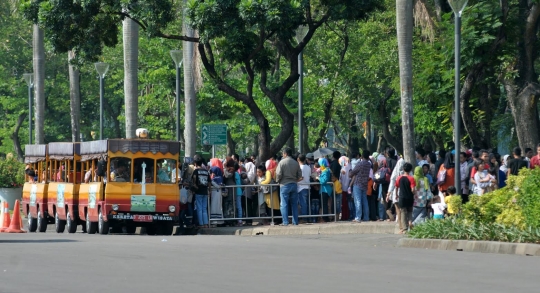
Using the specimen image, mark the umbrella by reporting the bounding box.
[312,147,338,159]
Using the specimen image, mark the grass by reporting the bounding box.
[409,217,540,244]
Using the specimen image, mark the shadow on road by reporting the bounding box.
[0,239,78,243]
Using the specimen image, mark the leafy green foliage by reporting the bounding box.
[22,0,175,64]
[414,168,540,243]
[0,156,25,188]
[462,168,540,229]
[409,217,540,244]
[516,168,540,229]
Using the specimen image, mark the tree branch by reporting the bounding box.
[110,12,200,42]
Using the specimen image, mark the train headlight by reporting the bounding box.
[112,204,119,211]
[168,205,176,212]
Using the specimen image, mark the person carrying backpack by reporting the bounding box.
[394,162,416,234]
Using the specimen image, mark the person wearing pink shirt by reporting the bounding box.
[530,144,540,169]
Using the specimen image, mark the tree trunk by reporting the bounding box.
[183,0,197,158]
[396,0,416,165]
[301,115,309,154]
[313,98,333,152]
[226,130,236,156]
[68,51,81,142]
[252,135,259,158]
[504,81,540,150]
[33,25,45,144]
[365,113,371,151]
[378,89,403,154]
[459,69,484,148]
[502,2,540,150]
[478,81,495,148]
[376,135,385,154]
[11,114,26,161]
[347,115,360,157]
[287,127,295,150]
[123,16,139,139]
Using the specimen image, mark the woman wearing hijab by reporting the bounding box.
[412,166,432,225]
[438,152,456,197]
[261,159,280,217]
[223,158,240,225]
[387,156,405,225]
[318,158,334,222]
[338,156,351,221]
[375,156,390,221]
[209,159,224,225]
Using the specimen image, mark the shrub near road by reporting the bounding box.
[409,168,540,244]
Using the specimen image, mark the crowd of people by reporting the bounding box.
[180,143,540,234]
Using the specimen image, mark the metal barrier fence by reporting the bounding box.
[187,182,337,226]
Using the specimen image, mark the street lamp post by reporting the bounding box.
[170,50,183,142]
[296,26,308,154]
[449,0,468,195]
[95,62,109,140]
[23,73,34,144]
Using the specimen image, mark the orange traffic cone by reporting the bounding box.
[5,200,26,233]
[0,202,11,233]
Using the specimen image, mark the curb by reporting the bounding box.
[199,222,401,236]
[397,238,540,256]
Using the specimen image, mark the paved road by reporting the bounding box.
[0,233,537,293]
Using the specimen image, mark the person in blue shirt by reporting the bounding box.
[317,158,333,222]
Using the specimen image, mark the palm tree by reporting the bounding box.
[183,0,197,158]
[123,16,139,139]
[396,0,416,164]
[32,24,45,144]
[68,50,80,142]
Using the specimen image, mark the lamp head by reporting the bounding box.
[448,0,468,16]
[295,25,309,44]
[23,73,34,87]
[170,50,183,68]
[94,62,110,78]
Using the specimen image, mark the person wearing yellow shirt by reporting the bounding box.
[331,175,342,220]
[444,186,462,216]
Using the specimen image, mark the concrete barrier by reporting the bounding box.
[397,238,540,256]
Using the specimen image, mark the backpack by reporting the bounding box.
[374,167,390,184]
[436,167,447,186]
[398,176,415,208]
[96,160,107,177]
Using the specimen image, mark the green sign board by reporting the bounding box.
[202,124,227,145]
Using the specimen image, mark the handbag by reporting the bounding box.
[436,168,447,186]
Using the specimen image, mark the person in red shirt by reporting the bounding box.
[530,144,540,169]
[394,162,415,233]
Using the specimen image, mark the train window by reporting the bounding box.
[157,159,177,184]
[110,158,131,183]
[133,158,155,183]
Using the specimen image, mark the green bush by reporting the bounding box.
[409,218,540,244]
[417,168,540,243]
[517,168,540,228]
[462,167,540,229]
[0,157,25,188]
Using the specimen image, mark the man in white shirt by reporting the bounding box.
[244,158,256,184]
[297,154,312,221]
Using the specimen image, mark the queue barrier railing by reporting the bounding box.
[188,181,337,226]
